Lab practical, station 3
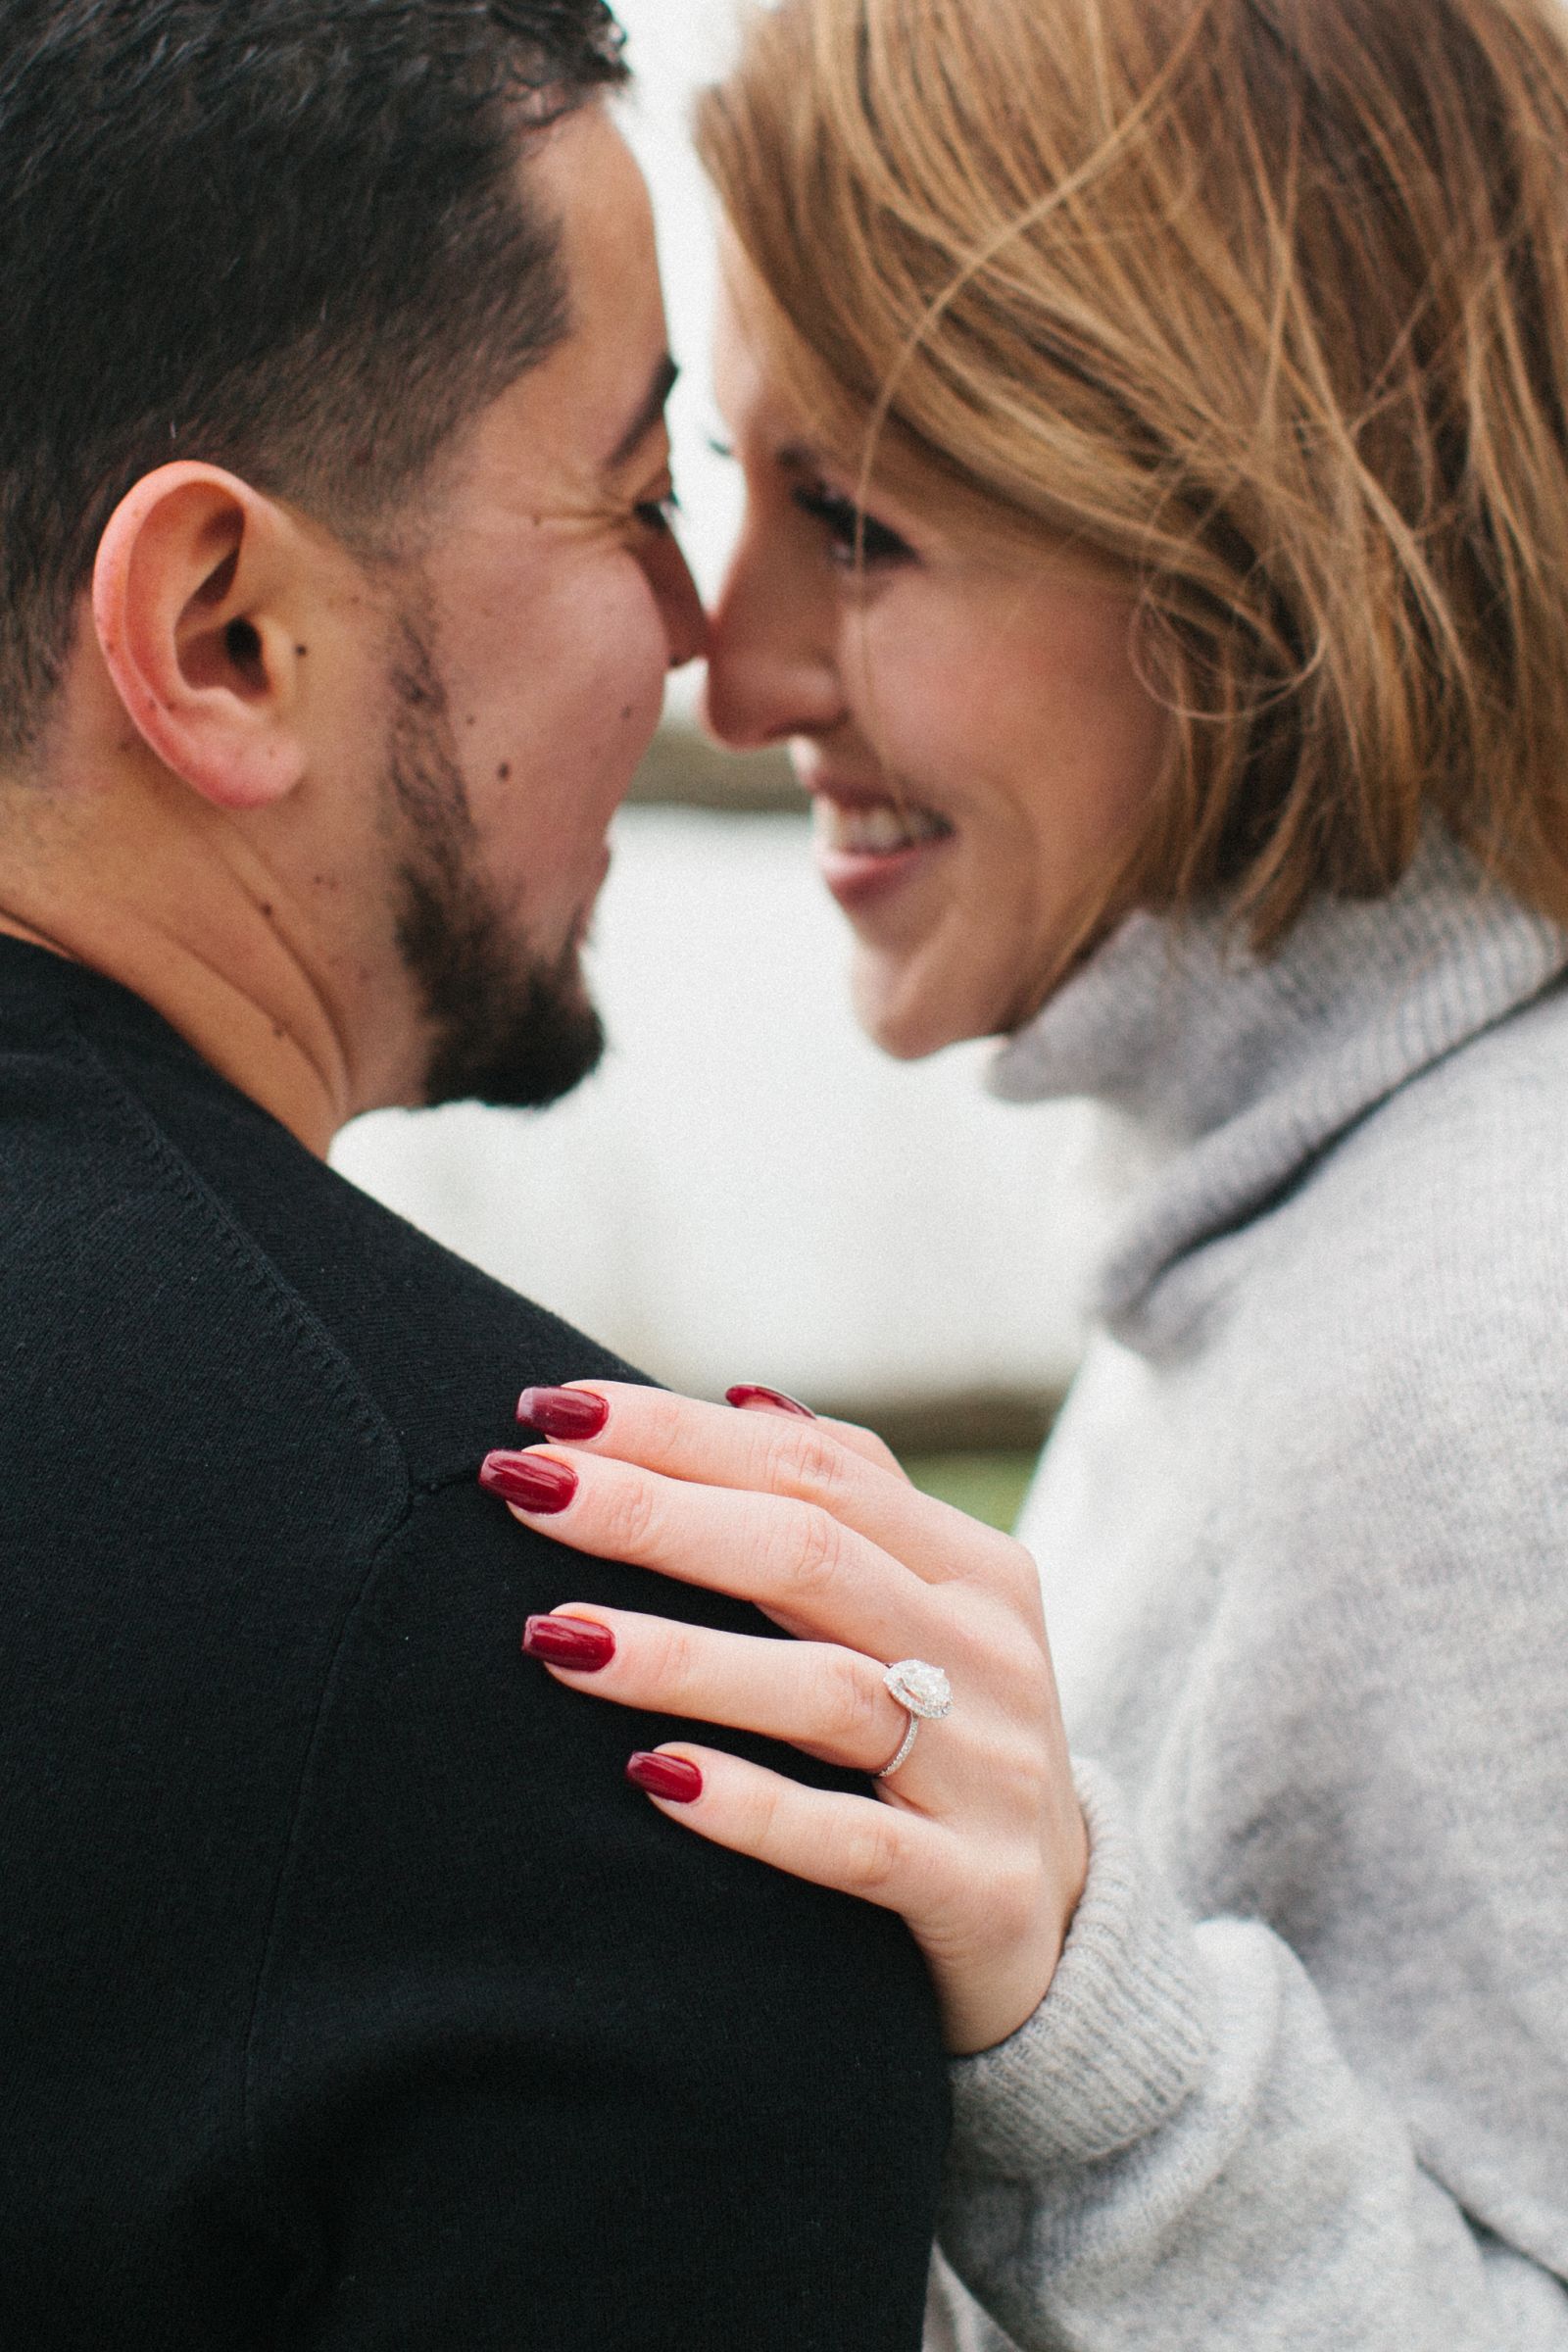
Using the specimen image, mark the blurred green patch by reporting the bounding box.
[905,1453,1037,1534]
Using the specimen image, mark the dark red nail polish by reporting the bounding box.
[725,1385,817,1419]
[626,1752,704,1804]
[522,1614,615,1671]
[479,1451,579,1514]
[516,1386,610,1440]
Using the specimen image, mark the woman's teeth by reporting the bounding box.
[814,799,952,856]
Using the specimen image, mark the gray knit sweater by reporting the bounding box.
[933,834,1568,2350]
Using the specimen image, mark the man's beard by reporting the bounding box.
[383,614,607,1112]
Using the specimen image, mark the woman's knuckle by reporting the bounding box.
[782,1501,846,1598]
[638,1388,688,1455]
[755,1417,846,1514]
[600,1469,662,1559]
[743,1771,789,1852]
[845,1809,906,1898]
[983,1721,1046,1801]
[794,1425,856,1505]
[822,1650,885,1749]
[644,1614,699,1691]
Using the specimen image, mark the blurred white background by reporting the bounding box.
[604,0,750,636]
[332,2,1115,1425]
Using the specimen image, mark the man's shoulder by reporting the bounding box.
[0,976,659,1751]
[0,985,951,2352]
[0,964,648,1495]
[193,1087,651,1490]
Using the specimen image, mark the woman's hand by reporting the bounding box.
[480,1382,1089,2057]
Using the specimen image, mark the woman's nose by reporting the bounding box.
[702,536,843,752]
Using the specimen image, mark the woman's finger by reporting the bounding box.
[724,1387,906,1478]
[623,1741,961,1923]
[482,1443,950,1656]
[511,1381,1033,1595]
[629,1740,1080,2059]
[524,1604,942,1779]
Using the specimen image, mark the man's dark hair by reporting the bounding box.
[0,0,627,760]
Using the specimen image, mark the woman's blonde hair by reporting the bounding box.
[696,0,1568,946]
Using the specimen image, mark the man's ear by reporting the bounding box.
[92,463,318,811]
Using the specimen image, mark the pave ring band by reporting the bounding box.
[874,1658,954,1780]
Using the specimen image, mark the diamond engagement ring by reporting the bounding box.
[874,1658,953,1779]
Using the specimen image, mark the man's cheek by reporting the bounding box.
[574,602,671,752]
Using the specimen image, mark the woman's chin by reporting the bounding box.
[849,950,993,1061]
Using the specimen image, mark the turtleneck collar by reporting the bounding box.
[988,831,1568,1336]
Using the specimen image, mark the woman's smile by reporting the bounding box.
[805,777,956,911]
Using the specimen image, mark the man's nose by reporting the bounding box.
[651,529,710,673]
[702,543,842,753]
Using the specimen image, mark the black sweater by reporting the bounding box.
[0,939,948,2350]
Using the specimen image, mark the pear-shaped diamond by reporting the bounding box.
[884,1659,953,1720]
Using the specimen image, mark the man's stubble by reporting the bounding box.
[383,611,607,1113]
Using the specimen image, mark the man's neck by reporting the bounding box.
[0,912,74,958]
[0,814,376,1156]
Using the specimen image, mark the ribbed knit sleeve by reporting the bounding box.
[940,1768,1568,2351]
[948,1765,1208,2172]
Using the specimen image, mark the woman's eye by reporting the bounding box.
[790,483,915,569]
[633,490,682,536]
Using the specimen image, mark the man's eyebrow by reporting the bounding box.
[608,353,680,469]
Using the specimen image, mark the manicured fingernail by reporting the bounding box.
[516,1386,610,1440]
[626,1752,704,1804]
[523,1614,616,1670]
[479,1451,579,1514]
[725,1385,817,1419]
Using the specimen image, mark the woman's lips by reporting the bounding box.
[810,792,955,908]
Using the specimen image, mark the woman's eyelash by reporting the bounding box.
[790,483,915,567]
[634,490,682,535]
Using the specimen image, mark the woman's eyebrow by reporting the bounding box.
[607,352,681,470]
[775,438,866,486]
